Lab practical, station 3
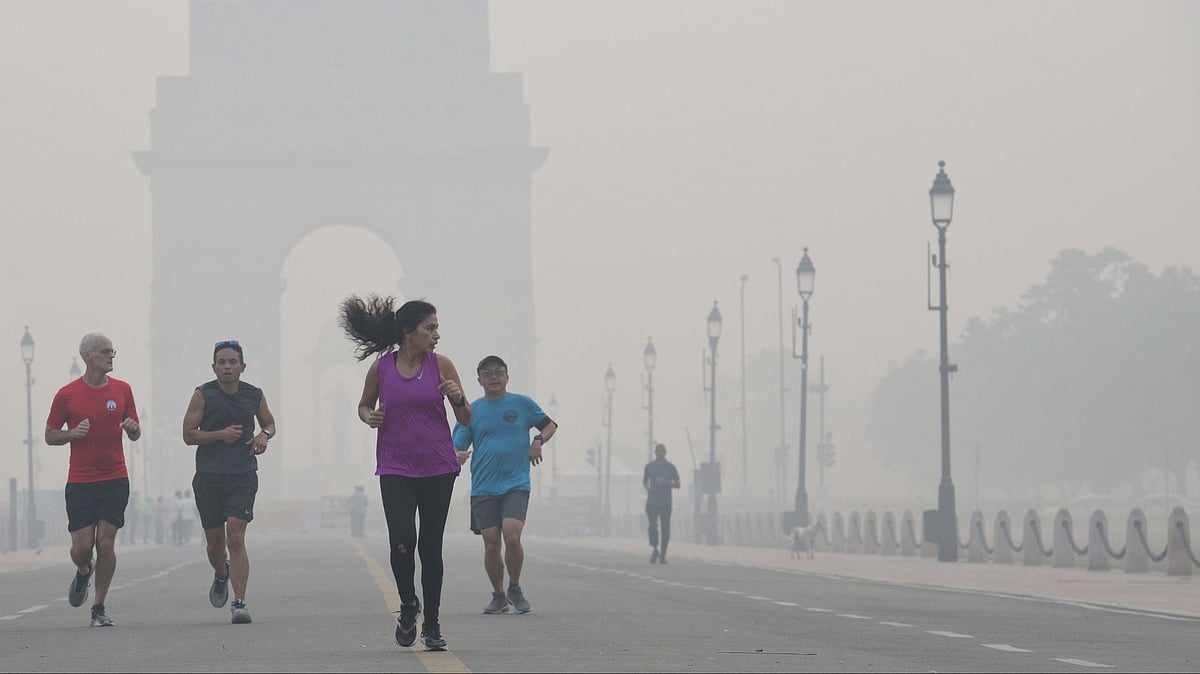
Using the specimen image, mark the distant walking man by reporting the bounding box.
[182,340,276,624]
[644,443,680,564]
[45,332,141,627]
[452,355,557,614]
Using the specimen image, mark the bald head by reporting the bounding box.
[79,333,109,356]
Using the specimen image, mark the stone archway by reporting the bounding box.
[134,1,546,497]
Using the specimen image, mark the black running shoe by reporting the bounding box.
[69,561,94,608]
[210,560,230,608]
[395,599,421,648]
[420,621,447,651]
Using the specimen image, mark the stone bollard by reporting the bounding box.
[900,510,919,556]
[881,512,899,556]
[1087,510,1110,571]
[863,511,879,554]
[1166,507,1192,577]
[832,512,847,553]
[993,511,1014,564]
[967,510,987,563]
[1125,508,1149,573]
[847,511,864,554]
[1052,508,1076,568]
[1023,509,1044,566]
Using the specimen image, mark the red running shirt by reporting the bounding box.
[46,377,139,484]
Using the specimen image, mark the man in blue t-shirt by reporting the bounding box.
[452,355,557,615]
[643,443,680,564]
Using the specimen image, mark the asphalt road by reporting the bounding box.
[2,531,1196,672]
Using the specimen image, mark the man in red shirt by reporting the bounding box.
[45,333,141,628]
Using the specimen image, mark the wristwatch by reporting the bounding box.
[261,428,273,439]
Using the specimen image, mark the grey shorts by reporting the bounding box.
[470,489,530,533]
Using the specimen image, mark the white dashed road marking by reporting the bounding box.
[0,615,22,621]
[927,630,973,638]
[879,621,916,627]
[1052,658,1115,668]
[982,644,1033,653]
[17,605,49,614]
[773,601,799,607]
[804,607,832,613]
[837,614,873,620]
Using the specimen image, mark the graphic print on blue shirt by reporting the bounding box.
[452,393,546,497]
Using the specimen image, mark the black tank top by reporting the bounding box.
[196,380,263,475]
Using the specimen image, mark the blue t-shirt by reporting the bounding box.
[644,460,680,507]
[452,393,548,497]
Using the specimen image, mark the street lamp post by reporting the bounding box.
[702,301,723,545]
[603,364,615,536]
[790,250,815,529]
[548,394,558,500]
[739,274,748,499]
[771,258,788,508]
[928,160,958,562]
[20,327,37,549]
[642,338,656,462]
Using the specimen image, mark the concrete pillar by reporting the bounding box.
[1166,506,1192,577]
[1087,510,1110,571]
[993,511,1014,564]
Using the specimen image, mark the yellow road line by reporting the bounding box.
[354,541,472,673]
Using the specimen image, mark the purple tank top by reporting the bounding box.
[374,352,460,478]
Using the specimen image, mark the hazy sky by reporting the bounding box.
[2,1,1197,505]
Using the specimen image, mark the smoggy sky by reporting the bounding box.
[2,1,1197,506]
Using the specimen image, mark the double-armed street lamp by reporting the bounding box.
[21,327,37,549]
[603,364,615,535]
[789,250,816,530]
[702,301,723,545]
[927,160,958,562]
[642,338,656,462]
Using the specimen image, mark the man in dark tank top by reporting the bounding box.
[182,340,277,625]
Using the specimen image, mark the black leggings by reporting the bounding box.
[379,472,457,623]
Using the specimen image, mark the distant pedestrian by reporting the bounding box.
[340,295,471,651]
[154,496,166,544]
[182,339,277,625]
[349,485,368,537]
[643,443,680,564]
[44,332,141,627]
[452,355,557,615]
[172,490,184,546]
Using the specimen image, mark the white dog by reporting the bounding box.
[790,521,824,560]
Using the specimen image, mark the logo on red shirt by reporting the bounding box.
[106,400,117,412]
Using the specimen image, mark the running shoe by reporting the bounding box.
[210,560,230,608]
[90,603,114,627]
[482,592,510,614]
[395,599,421,647]
[68,560,94,608]
[507,584,532,614]
[650,549,659,564]
[230,599,252,624]
[659,555,669,565]
[420,621,447,651]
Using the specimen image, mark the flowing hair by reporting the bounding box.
[338,294,436,362]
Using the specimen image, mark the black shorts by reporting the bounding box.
[470,489,530,533]
[193,471,258,530]
[65,478,130,532]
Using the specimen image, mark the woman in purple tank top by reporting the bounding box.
[339,295,471,652]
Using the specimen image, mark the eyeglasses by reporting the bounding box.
[478,369,507,378]
[96,348,117,357]
[215,340,240,348]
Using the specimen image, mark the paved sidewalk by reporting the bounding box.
[551,535,1200,619]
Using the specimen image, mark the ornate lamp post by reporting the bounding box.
[642,338,656,462]
[928,160,958,562]
[20,327,37,549]
[702,301,723,544]
[603,364,615,536]
[790,249,815,529]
